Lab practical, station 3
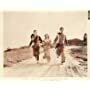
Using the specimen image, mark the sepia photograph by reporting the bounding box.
[3,11,87,79]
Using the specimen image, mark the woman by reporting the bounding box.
[42,34,52,63]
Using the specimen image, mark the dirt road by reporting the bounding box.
[4,46,87,79]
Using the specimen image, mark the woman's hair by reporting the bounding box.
[44,34,49,39]
[33,30,37,32]
[59,27,64,30]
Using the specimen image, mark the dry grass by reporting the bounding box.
[4,46,33,67]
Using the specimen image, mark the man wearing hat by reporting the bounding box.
[54,27,67,64]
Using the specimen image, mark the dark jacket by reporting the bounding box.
[29,34,42,46]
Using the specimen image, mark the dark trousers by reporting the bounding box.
[55,43,64,56]
[56,43,65,63]
[32,44,40,61]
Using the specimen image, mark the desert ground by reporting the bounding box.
[3,46,87,79]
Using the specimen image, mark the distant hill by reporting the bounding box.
[68,38,83,46]
[4,46,29,52]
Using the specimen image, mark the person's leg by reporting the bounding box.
[33,47,36,60]
[36,46,40,63]
[36,55,39,61]
[61,48,65,63]
[56,47,62,58]
[56,48,59,58]
[33,47,39,63]
[47,56,50,63]
[46,49,51,63]
[43,49,47,59]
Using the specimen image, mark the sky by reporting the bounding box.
[4,11,88,49]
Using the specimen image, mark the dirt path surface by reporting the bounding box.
[4,46,87,79]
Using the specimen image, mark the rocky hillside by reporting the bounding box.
[68,38,83,46]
